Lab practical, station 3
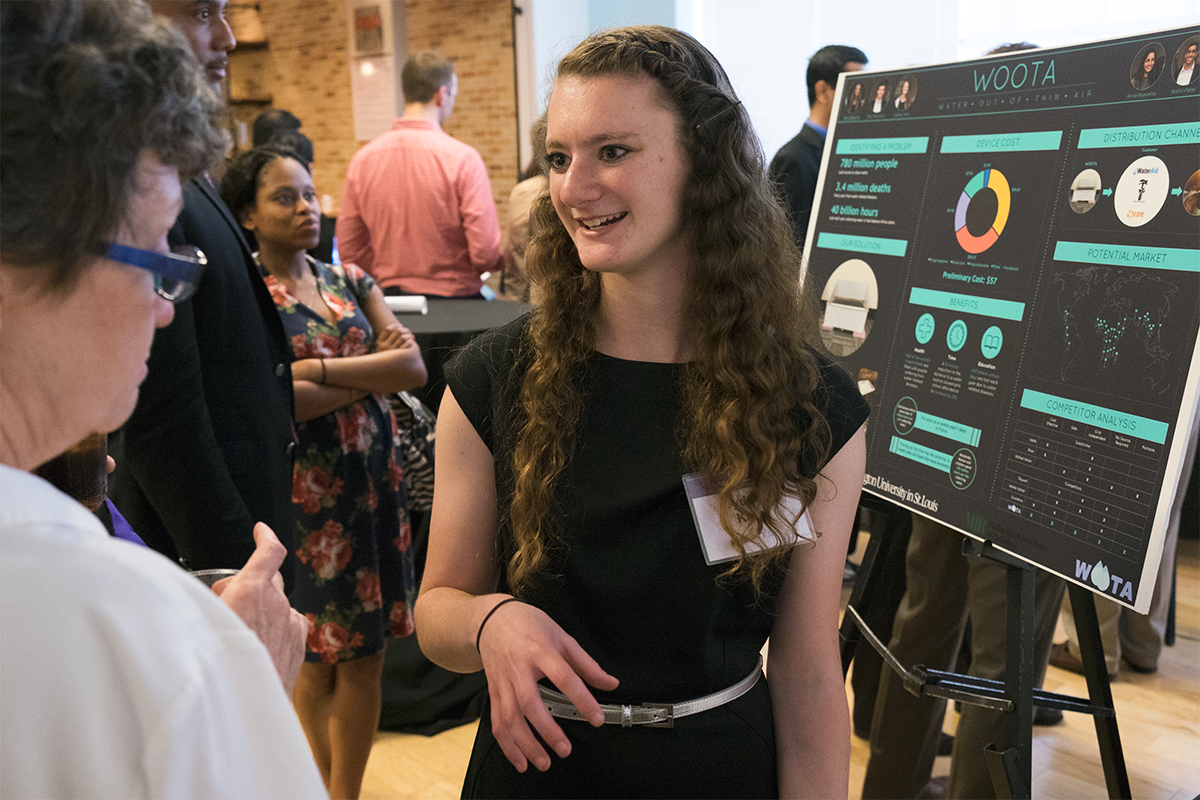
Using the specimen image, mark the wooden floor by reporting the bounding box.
[361,535,1200,799]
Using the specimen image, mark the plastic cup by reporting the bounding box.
[188,568,240,587]
[33,432,107,512]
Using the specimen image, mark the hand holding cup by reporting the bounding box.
[211,523,309,695]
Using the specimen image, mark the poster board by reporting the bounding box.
[802,27,1200,612]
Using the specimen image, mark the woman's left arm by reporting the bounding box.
[770,426,865,799]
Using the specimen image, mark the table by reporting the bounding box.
[388,298,530,335]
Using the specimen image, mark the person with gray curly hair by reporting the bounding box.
[0,2,324,796]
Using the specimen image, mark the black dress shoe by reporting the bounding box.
[1121,656,1158,674]
[1033,706,1063,726]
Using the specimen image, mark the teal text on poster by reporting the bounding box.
[1019,390,1170,444]
[909,287,1026,321]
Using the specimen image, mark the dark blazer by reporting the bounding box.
[109,176,297,581]
[768,123,826,253]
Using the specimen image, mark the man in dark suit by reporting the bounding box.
[109,0,297,581]
[769,45,867,253]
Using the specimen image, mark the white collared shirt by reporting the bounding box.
[0,465,326,799]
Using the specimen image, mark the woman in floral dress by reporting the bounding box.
[223,145,427,800]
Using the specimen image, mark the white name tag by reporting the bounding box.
[682,473,817,565]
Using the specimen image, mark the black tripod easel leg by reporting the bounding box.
[840,519,885,677]
[965,542,1034,800]
[847,527,1135,798]
[1068,583,1132,799]
[840,502,912,686]
[1164,559,1176,647]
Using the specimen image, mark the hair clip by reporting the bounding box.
[695,99,743,130]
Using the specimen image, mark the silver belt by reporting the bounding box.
[538,656,763,729]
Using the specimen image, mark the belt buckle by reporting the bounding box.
[643,702,674,728]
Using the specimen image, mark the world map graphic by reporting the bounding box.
[1050,266,1181,396]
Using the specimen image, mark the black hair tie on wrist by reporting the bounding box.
[475,597,520,653]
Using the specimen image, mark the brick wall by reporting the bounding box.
[228,0,517,220]
[406,0,519,217]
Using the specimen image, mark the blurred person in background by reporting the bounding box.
[500,115,549,303]
[770,44,867,252]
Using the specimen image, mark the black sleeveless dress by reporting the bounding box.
[446,316,869,799]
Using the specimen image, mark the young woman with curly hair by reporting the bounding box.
[416,25,868,799]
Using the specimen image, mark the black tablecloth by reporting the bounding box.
[391,299,529,335]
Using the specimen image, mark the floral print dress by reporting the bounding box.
[262,256,417,664]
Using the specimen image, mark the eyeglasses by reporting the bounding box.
[102,243,207,303]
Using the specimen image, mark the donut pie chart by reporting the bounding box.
[955,169,1011,254]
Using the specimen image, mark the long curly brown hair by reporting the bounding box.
[506,25,831,594]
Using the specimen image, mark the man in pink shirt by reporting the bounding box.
[338,50,503,298]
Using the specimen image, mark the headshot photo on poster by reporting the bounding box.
[893,76,918,110]
[870,79,890,113]
[1172,36,1199,85]
[1130,42,1166,89]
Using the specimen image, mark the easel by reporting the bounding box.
[840,525,1132,799]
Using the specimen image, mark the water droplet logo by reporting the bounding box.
[1090,560,1111,592]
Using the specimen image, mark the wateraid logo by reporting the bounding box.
[1074,559,1135,601]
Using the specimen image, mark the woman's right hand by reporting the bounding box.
[475,597,619,773]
